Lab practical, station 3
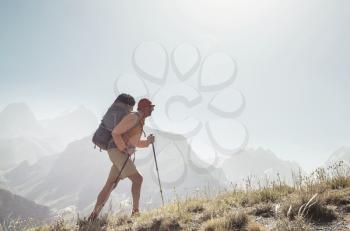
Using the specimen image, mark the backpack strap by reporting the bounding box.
[130,112,142,130]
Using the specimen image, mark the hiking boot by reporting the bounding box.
[131,208,140,217]
[88,211,98,221]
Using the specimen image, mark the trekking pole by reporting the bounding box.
[95,155,130,216]
[151,141,164,206]
[112,156,129,190]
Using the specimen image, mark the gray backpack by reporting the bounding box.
[92,101,129,151]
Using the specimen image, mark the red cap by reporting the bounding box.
[137,98,155,110]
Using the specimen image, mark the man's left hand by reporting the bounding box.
[147,134,155,145]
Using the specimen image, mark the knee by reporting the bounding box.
[134,174,143,185]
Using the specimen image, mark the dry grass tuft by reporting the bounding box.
[108,214,132,229]
[274,216,312,231]
[133,216,181,231]
[281,193,337,223]
[77,214,108,231]
[250,203,274,218]
[184,199,206,213]
[324,191,350,206]
[342,205,350,213]
[246,222,268,231]
[200,211,248,231]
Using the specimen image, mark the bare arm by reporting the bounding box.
[111,113,138,151]
[136,139,150,148]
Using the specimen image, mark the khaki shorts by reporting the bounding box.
[107,148,138,180]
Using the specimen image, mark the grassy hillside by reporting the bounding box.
[0,188,50,230]
[23,161,350,230]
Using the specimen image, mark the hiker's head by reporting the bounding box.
[137,98,155,117]
[115,93,135,111]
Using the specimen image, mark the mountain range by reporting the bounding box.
[2,102,346,218]
[0,188,51,226]
[222,147,301,186]
[0,103,98,171]
[325,146,350,167]
[3,129,226,216]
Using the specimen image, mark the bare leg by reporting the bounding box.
[89,165,120,219]
[128,172,143,212]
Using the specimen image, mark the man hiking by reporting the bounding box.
[89,98,155,220]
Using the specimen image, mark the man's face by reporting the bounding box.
[144,105,155,117]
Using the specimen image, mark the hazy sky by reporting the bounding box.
[1,0,349,171]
